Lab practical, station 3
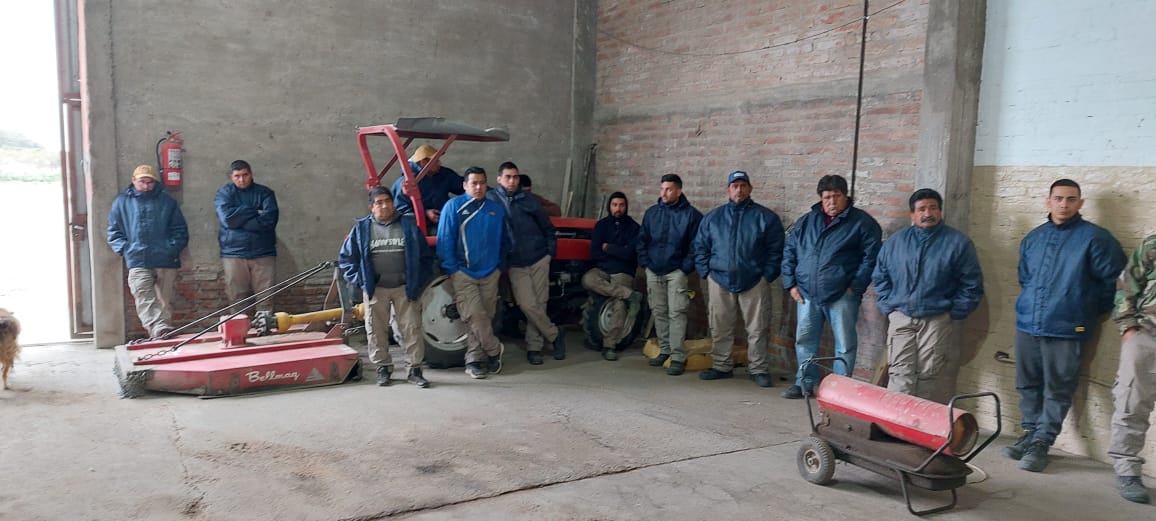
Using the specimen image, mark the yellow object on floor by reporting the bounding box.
[642,337,748,371]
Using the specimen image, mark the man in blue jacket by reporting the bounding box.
[214,160,279,313]
[693,171,784,388]
[637,174,703,376]
[392,144,464,232]
[437,167,509,379]
[872,189,983,402]
[488,161,565,365]
[781,174,882,399]
[581,191,642,361]
[338,186,435,388]
[1002,179,1125,473]
[107,165,189,338]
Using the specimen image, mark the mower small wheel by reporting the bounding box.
[797,436,836,485]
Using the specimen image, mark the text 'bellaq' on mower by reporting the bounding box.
[795,357,1001,516]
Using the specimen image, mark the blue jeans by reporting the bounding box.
[794,292,860,389]
[1014,330,1084,446]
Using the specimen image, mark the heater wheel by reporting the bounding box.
[797,436,836,485]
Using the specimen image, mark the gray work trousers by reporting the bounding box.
[1109,331,1156,477]
[886,311,954,402]
[581,268,635,348]
[127,267,177,337]
[452,270,503,364]
[707,277,771,374]
[364,286,423,371]
[645,268,691,362]
[508,255,559,352]
[222,256,276,312]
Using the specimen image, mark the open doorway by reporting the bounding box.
[0,1,87,344]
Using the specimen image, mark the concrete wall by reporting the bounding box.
[965,0,1156,468]
[81,0,594,345]
[594,0,933,375]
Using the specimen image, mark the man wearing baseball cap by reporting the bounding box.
[692,171,785,387]
[391,144,465,232]
[107,164,189,338]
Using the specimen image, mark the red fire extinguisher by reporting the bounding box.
[156,131,183,187]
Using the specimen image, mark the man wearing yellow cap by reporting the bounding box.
[107,164,189,338]
[390,144,465,232]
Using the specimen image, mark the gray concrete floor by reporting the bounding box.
[0,331,1149,520]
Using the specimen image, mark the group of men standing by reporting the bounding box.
[108,152,1156,504]
[108,160,278,338]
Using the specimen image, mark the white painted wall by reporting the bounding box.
[975,0,1156,167]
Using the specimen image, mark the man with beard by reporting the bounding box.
[581,191,642,361]
[872,188,983,402]
[693,171,784,388]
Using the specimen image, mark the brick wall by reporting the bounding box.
[595,0,930,377]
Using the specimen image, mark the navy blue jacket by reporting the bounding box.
[436,194,510,279]
[782,203,882,305]
[337,213,433,301]
[107,185,189,269]
[872,223,983,320]
[214,182,279,258]
[591,212,641,275]
[392,162,464,217]
[637,195,703,275]
[1016,214,1125,339]
[486,185,556,268]
[693,199,785,293]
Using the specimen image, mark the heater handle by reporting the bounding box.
[951,391,1002,464]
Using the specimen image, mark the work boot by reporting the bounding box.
[464,363,488,379]
[602,348,618,361]
[1018,440,1050,472]
[648,353,670,367]
[552,333,567,360]
[407,368,430,388]
[527,351,544,365]
[375,365,393,387]
[751,373,773,388]
[781,385,805,400]
[699,368,734,380]
[666,360,686,376]
[1118,476,1151,504]
[1001,430,1036,460]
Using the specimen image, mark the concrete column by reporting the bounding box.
[915,0,986,399]
[80,0,125,347]
[569,0,597,218]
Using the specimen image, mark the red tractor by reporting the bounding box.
[356,118,648,368]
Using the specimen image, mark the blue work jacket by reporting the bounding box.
[337,213,433,301]
[637,194,703,276]
[107,185,188,269]
[436,194,509,279]
[1016,214,1125,339]
[693,198,785,293]
[782,203,882,305]
[872,223,983,319]
[214,182,279,259]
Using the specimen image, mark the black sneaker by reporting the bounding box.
[552,333,567,360]
[464,363,488,379]
[407,368,430,388]
[488,343,504,374]
[1019,440,1050,472]
[602,348,619,361]
[1118,476,1151,504]
[527,351,544,365]
[375,365,393,387]
[781,385,805,399]
[648,353,670,367]
[699,368,734,380]
[751,373,773,388]
[1001,430,1035,460]
[666,360,686,376]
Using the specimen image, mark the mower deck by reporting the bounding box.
[113,324,359,399]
